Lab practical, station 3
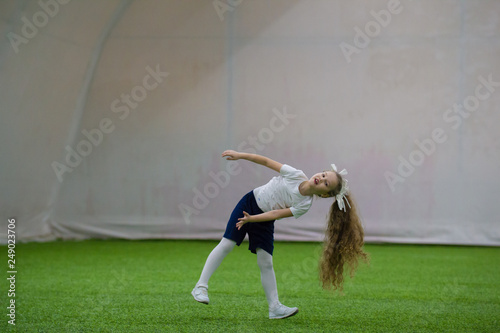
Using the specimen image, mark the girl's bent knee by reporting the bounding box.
[219,238,236,253]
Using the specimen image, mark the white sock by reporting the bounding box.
[257,248,280,309]
[196,237,236,288]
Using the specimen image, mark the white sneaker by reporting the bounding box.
[269,303,299,319]
[191,285,209,304]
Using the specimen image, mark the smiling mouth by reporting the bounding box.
[314,178,319,185]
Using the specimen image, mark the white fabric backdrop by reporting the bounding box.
[1,0,499,245]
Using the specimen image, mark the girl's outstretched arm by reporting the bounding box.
[222,150,283,173]
[236,208,293,230]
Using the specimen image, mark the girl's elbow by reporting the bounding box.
[271,211,281,220]
[275,210,292,220]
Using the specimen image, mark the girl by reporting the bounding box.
[192,150,368,319]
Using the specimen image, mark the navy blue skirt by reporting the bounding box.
[223,190,275,255]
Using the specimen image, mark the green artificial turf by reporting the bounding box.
[1,240,499,332]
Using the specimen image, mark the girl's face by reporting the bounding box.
[308,171,339,198]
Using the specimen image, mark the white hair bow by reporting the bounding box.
[331,164,351,212]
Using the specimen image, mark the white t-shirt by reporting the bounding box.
[253,164,313,219]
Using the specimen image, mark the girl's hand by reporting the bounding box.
[236,211,252,230]
[222,150,241,160]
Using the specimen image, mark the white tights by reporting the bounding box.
[256,248,279,308]
[196,237,280,308]
[196,238,235,289]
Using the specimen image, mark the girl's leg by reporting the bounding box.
[196,237,236,288]
[257,248,298,319]
[256,248,279,308]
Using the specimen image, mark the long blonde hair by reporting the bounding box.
[319,174,369,291]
